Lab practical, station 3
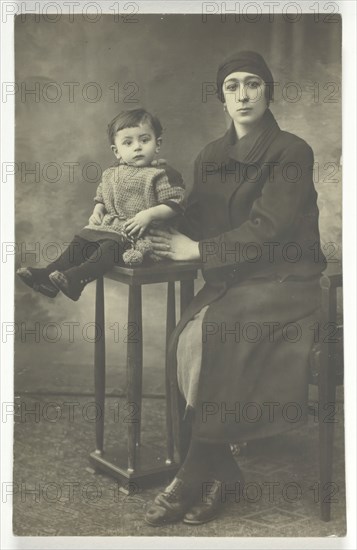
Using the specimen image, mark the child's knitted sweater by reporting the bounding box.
[82,164,185,236]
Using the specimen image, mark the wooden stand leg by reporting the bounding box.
[165,281,176,465]
[126,285,143,472]
[94,277,105,455]
[177,279,195,463]
[180,279,194,316]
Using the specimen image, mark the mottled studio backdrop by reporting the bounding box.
[14,14,342,396]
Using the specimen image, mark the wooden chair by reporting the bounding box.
[309,272,344,521]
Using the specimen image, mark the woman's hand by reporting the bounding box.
[89,203,106,225]
[148,227,201,261]
[123,210,153,238]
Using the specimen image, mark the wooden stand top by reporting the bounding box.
[104,260,202,285]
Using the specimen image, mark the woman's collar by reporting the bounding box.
[224,108,280,164]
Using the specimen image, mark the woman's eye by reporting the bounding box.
[247,81,260,89]
[123,141,131,146]
[225,84,238,92]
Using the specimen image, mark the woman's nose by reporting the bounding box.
[134,142,142,151]
[236,85,249,102]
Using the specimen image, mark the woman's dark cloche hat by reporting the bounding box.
[216,50,274,102]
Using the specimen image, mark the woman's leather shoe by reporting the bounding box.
[183,467,245,525]
[16,267,59,298]
[145,477,196,526]
[183,479,223,525]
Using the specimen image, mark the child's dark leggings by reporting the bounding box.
[45,235,126,284]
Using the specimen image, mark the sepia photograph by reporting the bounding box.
[1,1,355,548]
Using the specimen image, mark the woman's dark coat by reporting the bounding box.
[168,108,327,445]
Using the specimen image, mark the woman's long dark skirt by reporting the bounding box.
[168,275,322,445]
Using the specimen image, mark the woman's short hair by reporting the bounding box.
[107,108,163,144]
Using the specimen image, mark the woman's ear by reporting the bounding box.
[155,137,162,153]
[111,144,120,159]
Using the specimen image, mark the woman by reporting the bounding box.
[145,51,327,526]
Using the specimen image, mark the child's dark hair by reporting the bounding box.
[107,108,163,145]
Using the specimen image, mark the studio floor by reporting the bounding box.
[12,388,346,538]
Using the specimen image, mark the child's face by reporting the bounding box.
[111,123,161,167]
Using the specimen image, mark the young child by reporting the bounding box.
[16,108,185,301]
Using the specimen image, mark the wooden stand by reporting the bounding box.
[89,261,200,493]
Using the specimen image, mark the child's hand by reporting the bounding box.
[123,210,153,237]
[89,213,101,225]
[89,204,105,225]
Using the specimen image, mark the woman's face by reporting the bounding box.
[222,71,267,127]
